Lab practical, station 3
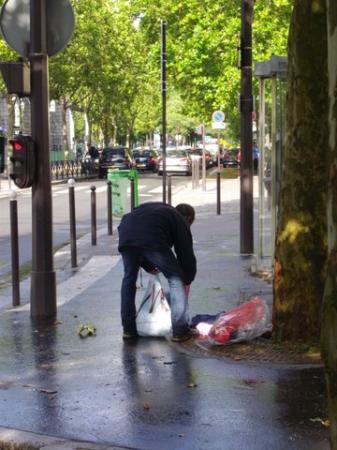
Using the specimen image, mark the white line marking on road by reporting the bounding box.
[148,186,163,193]
[14,255,121,310]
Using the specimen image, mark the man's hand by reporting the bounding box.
[185,284,191,297]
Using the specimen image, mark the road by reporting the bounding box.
[0,173,190,280]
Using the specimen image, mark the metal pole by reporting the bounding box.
[271,76,277,258]
[216,171,221,215]
[240,0,254,254]
[10,192,20,306]
[130,177,135,211]
[30,0,56,319]
[68,178,77,268]
[107,181,113,235]
[161,19,167,203]
[91,186,97,246]
[167,175,172,205]
[202,124,206,191]
[217,132,221,171]
[258,78,266,265]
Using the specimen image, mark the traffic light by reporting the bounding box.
[0,136,5,173]
[9,135,36,188]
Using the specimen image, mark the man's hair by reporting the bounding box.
[175,203,195,225]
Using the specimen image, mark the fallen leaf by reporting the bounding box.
[78,324,97,338]
[178,433,185,438]
[143,403,150,410]
[187,383,198,388]
[54,320,62,326]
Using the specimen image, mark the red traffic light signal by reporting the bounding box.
[9,135,36,188]
[13,141,23,151]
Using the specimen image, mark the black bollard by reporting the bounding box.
[10,193,20,306]
[167,174,172,205]
[216,171,221,215]
[68,179,77,268]
[107,181,113,235]
[130,177,135,211]
[91,185,97,245]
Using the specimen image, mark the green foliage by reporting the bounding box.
[0,0,292,143]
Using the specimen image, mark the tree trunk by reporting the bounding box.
[273,0,328,341]
[321,3,337,447]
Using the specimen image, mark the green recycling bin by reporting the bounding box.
[107,169,138,217]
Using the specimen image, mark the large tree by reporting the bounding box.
[130,0,291,139]
[273,0,328,341]
[321,1,337,447]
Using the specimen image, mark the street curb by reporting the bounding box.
[0,427,132,450]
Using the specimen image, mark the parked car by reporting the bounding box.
[131,148,159,172]
[157,148,192,175]
[98,147,134,178]
[223,148,240,168]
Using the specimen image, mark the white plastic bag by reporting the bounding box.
[136,274,172,337]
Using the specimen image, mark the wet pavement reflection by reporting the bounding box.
[0,301,329,450]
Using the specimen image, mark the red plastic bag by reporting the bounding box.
[207,297,271,345]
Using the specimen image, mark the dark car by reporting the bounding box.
[98,147,133,178]
[223,148,240,168]
[131,148,158,172]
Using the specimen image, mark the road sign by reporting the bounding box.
[0,0,75,57]
[212,122,226,129]
[212,110,225,122]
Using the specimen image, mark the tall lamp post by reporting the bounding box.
[161,19,167,203]
[240,0,254,255]
[30,0,56,319]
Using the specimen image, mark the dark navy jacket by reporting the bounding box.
[118,202,196,284]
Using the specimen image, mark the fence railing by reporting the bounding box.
[50,160,98,181]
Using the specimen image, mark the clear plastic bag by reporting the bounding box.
[136,274,172,337]
[207,297,272,345]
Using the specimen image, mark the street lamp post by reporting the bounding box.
[30,0,56,319]
[240,0,254,255]
[161,19,167,203]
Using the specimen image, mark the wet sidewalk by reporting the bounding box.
[0,179,330,450]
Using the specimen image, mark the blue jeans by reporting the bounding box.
[120,248,189,336]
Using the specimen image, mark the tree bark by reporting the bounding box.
[321,2,337,447]
[273,0,328,341]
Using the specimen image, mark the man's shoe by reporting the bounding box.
[123,331,139,340]
[171,332,192,343]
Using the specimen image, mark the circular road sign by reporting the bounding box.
[212,110,225,122]
[0,0,75,57]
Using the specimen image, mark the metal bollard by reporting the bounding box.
[216,171,221,215]
[130,177,135,211]
[107,181,113,235]
[10,191,20,306]
[68,178,77,268]
[167,175,172,205]
[91,185,97,246]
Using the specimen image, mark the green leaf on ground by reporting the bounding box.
[78,323,97,338]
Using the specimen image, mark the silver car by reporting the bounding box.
[158,149,192,176]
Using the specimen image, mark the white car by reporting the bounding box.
[158,149,192,176]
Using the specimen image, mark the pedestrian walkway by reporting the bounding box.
[0,179,329,450]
